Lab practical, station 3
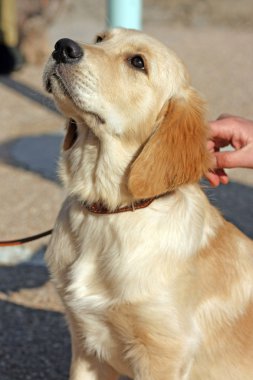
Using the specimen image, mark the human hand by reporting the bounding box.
[206,114,253,186]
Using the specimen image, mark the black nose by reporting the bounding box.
[52,38,83,64]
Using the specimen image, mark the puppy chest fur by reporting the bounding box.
[47,193,207,378]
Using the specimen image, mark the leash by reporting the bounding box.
[0,199,150,247]
[0,199,152,247]
[0,193,169,248]
[0,229,53,247]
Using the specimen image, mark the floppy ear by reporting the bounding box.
[128,89,211,198]
[63,119,78,151]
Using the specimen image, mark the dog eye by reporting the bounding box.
[129,55,145,70]
[95,35,103,43]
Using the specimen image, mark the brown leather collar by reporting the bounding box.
[83,196,162,215]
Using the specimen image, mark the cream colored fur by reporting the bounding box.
[44,29,253,380]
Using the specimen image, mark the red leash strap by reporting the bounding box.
[0,229,53,247]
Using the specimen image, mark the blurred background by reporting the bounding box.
[0,1,253,379]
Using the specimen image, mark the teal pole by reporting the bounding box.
[107,0,142,30]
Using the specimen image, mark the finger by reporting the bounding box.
[207,140,222,152]
[205,169,229,187]
[207,140,215,150]
[214,149,248,169]
[220,176,229,185]
[207,140,218,153]
[205,170,220,187]
[209,119,236,142]
[215,168,229,185]
[209,123,232,141]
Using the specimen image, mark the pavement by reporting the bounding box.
[0,1,253,379]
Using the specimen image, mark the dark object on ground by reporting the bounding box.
[0,44,23,74]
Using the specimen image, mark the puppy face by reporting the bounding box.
[44,29,189,140]
[44,28,210,200]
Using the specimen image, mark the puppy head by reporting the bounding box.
[43,29,211,200]
[43,29,190,141]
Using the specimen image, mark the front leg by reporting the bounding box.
[45,200,119,380]
[130,346,193,380]
[128,327,194,380]
[70,354,119,380]
[109,304,195,380]
[68,312,119,380]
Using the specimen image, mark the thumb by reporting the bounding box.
[214,149,249,169]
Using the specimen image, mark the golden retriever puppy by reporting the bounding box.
[43,29,253,380]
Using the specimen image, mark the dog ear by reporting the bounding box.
[128,89,211,198]
[63,119,78,151]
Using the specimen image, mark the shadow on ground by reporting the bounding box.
[0,265,129,380]
[204,181,253,239]
[0,264,70,380]
[0,76,59,115]
[0,134,62,182]
[0,301,70,380]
